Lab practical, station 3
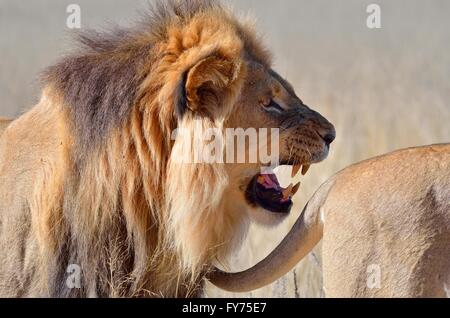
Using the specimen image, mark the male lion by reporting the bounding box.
[0,0,335,297]
[211,144,450,298]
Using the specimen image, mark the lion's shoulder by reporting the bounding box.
[0,94,70,176]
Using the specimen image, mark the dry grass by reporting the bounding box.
[0,0,449,297]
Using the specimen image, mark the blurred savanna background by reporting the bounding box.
[0,0,449,297]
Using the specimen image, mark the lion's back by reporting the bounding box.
[0,99,67,296]
[333,144,450,196]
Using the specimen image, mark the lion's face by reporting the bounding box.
[165,13,336,267]
[225,61,335,225]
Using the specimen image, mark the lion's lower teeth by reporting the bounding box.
[292,182,301,195]
[282,184,294,200]
[302,164,311,175]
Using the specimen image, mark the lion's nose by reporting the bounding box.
[321,131,336,145]
[317,126,336,146]
[301,105,336,146]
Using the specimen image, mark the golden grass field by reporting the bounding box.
[1,0,449,297]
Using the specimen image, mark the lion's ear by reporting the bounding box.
[176,55,242,118]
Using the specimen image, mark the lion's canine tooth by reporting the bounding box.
[292,182,301,195]
[291,164,302,178]
[282,184,294,200]
[301,164,311,175]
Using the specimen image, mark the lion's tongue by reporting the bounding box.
[258,173,281,190]
[257,173,299,203]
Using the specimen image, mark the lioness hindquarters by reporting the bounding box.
[322,145,450,298]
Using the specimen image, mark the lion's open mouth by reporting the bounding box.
[246,164,310,214]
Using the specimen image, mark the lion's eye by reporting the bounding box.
[263,99,285,113]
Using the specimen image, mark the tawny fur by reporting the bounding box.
[307,144,450,297]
